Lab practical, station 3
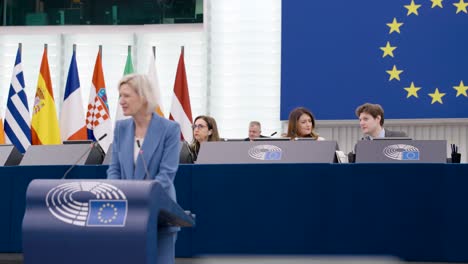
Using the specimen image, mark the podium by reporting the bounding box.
[22,180,195,264]
[197,140,338,164]
[355,139,447,163]
[21,144,104,165]
[0,144,22,165]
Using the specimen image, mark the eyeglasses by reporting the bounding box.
[192,124,207,130]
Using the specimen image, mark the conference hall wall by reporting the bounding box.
[0,0,285,142]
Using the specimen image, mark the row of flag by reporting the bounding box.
[1,43,194,154]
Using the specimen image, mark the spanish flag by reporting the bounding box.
[31,45,61,145]
[0,115,5,144]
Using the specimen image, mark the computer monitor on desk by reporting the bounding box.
[252,137,290,142]
[355,139,447,163]
[373,137,412,141]
[196,140,338,164]
[222,138,246,142]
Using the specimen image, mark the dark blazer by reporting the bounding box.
[179,141,196,164]
[361,129,408,140]
[384,129,408,137]
[107,113,181,202]
[244,135,269,141]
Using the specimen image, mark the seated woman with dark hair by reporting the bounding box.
[287,107,325,140]
[180,115,220,163]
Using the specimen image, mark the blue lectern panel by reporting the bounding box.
[0,169,14,251]
[191,164,325,254]
[191,164,452,261]
[3,165,192,257]
[10,166,68,252]
[10,166,108,252]
[22,179,191,264]
[174,165,194,257]
[355,140,447,163]
[441,166,468,261]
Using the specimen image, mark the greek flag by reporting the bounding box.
[4,44,31,153]
[87,200,127,227]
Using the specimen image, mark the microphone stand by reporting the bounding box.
[137,139,151,180]
[61,134,107,180]
[61,143,95,179]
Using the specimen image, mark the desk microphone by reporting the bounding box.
[61,134,107,180]
[270,132,278,137]
[136,139,151,180]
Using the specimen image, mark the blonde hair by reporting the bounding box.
[118,73,157,113]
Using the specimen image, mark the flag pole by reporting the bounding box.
[44,43,48,52]
[73,44,76,52]
[181,46,184,56]
[99,45,102,55]
[152,46,156,59]
[128,45,131,54]
[18,43,22,53]
[2,0,6,26]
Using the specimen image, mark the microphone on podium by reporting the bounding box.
[61,134,107,180]
[270,132,278,137]
[136,140,151,180]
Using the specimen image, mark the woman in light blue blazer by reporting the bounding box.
[107,73,181,264]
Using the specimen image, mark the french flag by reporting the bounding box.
[60,46,87,141]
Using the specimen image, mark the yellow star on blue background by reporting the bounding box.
[453,81,468,97]
[404,82,421,98]
[428,88,446,104]
[431,0,443,8]
[386,65,403,81]
[387,18,404,34]
[380,42,397,58]
[454,0,468,13]
[405,0,422,16]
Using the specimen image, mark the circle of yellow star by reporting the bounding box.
[453,81,468,97]
[431,0,443,8]
[454,0,468,13]
[387,18,404,34]
[97,203,119,223]
[405,0,422,16]
[380,42,397,58]
[428,88,446,104]
[386,65,404,81]
[404,82,421,98]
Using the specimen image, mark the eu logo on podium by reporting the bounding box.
[87,200,128,227]
[402,151,419,160]
[265,151,282,160]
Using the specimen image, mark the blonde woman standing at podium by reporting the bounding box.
[107,73,181,264]
[287,107,325,140]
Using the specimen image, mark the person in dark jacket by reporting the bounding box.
[355,103,407,140]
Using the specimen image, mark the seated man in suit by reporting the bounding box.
[245,121,268,141]
[356,103,407,140]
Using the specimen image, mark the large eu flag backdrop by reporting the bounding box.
[281,0,468,120]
